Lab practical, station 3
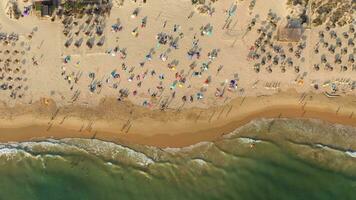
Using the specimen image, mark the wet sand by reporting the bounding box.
[0,90,355,148]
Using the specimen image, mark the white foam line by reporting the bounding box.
[346,151,356,158]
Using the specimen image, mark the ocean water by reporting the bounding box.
[0,119,355,200]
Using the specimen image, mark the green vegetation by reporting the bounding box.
[287,0,309,6]
[34,3,42,11]
[191,0,205,5]
[311,0,355,27]
[63,0,86,12]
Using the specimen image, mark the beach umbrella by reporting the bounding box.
[87,37,95,48]
[97,36,105,46]
[197,92,204,100]
[131,8,139,18]
[131,27,139,37]
[65,38,73,47]
[64,55,71,63]
[313,64,320,71]
[75,38,83,47]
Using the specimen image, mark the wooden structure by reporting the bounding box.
[33,0,61,17]
[277,27,302,42]
[277,19,303,42]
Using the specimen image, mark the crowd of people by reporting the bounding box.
[2,0,355,110]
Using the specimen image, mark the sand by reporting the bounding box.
[0,90,355,148]
[0,0,355,148]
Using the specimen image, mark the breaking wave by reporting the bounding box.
[0,118,355,200]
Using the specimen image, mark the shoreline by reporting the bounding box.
[0,90,356,148]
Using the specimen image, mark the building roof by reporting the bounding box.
[42,5,49,16]
[34,0,60,5]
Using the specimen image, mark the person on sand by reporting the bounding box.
[141,16,147,28]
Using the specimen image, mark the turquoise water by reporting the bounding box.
[0,119,355,200]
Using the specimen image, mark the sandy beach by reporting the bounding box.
[0,90,355,148]
[1,1,356,200]
[0,0,355,148]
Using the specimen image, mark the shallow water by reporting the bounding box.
[0,119,355,200]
